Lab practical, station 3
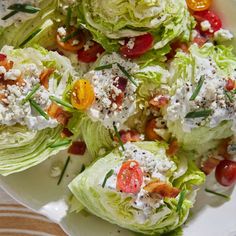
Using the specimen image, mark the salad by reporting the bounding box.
[0,0,236,235]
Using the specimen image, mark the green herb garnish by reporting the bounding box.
[49,139,71,148]
[185,109,213,119]
[29,99,49,120]
[21,84,40,105]
[189,76,205,101]
[224,90,234,103]
[1,10,18,20]
[94,64,113,71]
[113,122,125,151]
[102,169,114,188]
[61,30,79,43]
[66,7,72,29]
[117,63,138,87]
[205,188,230,200]
[176,190,186,212]
[79,164,86,174]
[57,156,71,185]
[19,28,42,47]
[49,96,74,109]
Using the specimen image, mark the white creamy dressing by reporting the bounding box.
[105,143,175,220]
[214,28,234,42]
[167,43,236,132]
[0,0,40,28]
[85,53,138,129]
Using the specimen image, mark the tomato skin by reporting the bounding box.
[215,160,236,187]
[68,141,86,155]
[193,10,222,36]
[117,160,143,194]
[0,54,7,61]
[186,0,212,11]
[225,79,235,91]
[77,41,105,63]
[120,33,154,59]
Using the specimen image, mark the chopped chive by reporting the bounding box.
[66,7,72,29]
[21,84,40,105]
[102,169,114,188]
[94,64,113,71]
[189,76,205,101]
[185,109,213,119]
[19,28,42,47]
[1,10,18,20]
[224,90,234,103]
[116,63,138,87]
[205,188,230,200]
[113,123,125,151]
[57,156,71,185]
[29,99,49,120]
[61,30,79,43]
[49,96,74,109]
[176,190,186,212]
[49,139,71,148]
[8,4,40,13]
[79,164,86,174]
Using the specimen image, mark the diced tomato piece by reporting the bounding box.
[68,141,86,155]
[120,33,154,59]
[77,41,105,63]
[166,140,179,157]
[144,181,180,198]
[117,160,143,194]
[115,130,141,144]
[145,119,162,141]
[149,95,169,109]
[225,79,235,91]
[39,68,55,89]
[201,157,220,175]
[61,128,73,138]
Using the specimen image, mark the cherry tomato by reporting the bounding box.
[145,119,162,141]
[225,79,235,91]
[120,33,154,59]
[71,79,95,110]
[57,27,86,52]
[186,0,212,11]
[215,160,236,187]
[77,41,105,63]
[117,160,143,194]
[194,10,222,36]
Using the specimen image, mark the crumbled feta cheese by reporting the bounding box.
[4,69,21,81]
[126,38,135,49]
[200,20,212,32]
[83,41,94,51]
[0,66,6,75]
[214,28,234,42]
[57,27,67,37]
[72,39,79,46]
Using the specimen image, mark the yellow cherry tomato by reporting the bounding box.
[71,79,95,110]
[186,0,212,11]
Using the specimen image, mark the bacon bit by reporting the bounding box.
[0,59,13,71]
[0,74,25,90]
[225,79,235,91]
[0,93,6,101]
[218,138,232,159]
[166,41,189,60]
[68,141,86,155]
[47,102,72,126]
[149,95,169,109]
[145,119,162,141]
[61,128,73,138]
[144,181,180,198]
[193,35,208,47]
[114,92,124,108]
[39,68,55,89]
[114,130,141,144]
[166,140,179,157]
[201,157,220,175]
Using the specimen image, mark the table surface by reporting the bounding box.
[0,187,67,236]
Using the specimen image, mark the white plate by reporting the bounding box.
[1,0,236,235]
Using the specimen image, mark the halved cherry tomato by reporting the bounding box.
[68,141,86,155]
[225,79,235,91]
[117,160,143,194]
[77,41,105,63]
[145,119,162,141]
[166,140,179,157]
[186,0,212,12]
[144,181,180,198]
[39,68,55,89]
[215,160,236,186]
[57,27,86,52]
[120,33,154,59]
[71,79,95,110]
[193,10,222,36]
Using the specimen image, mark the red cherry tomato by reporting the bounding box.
[225,79,235,91]
[120,33,154,59]
[215,160,236,187]
[0,54,7,61]
[77,41,105,63]
[117,160,143,194]
[186,0,212,12]
[194,10,222,36]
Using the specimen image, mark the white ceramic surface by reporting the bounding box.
[1,0,236,235]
